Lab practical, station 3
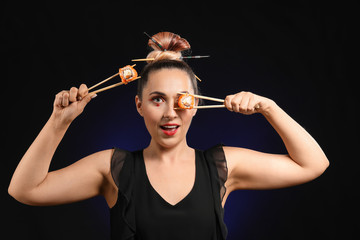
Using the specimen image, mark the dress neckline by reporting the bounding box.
[139,149,198,207]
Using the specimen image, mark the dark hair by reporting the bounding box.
[137,59,200,100]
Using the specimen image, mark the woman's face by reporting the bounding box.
[135,68,197,149]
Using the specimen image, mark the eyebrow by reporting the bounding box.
[149,91,189,96]
[149,91,166,96]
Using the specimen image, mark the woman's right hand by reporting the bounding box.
[52,84,96,127]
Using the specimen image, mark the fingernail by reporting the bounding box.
[91,94,97,99]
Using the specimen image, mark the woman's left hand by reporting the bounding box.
[224,91,274,115]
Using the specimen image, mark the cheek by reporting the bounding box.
[142,104,162,123]
[179,111,195,124]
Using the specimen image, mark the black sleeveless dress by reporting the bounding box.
[110,145,228,240]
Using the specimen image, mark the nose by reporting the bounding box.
[163,101,177,120]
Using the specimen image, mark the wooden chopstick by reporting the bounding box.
[132,56,210,61]
[174,105,225,110]
[88,73,119,91]
[193,105,225,109]
[90,76,141,94]
[177,92,224,103]
[132,58,155,62]
[191,94,224,103]
[194,75,202,82]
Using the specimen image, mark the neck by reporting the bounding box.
[144,139,193,163]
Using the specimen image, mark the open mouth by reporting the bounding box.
[160,124,180,136]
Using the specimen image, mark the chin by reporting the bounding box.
[152,133,187,150]
[157,138,183,149]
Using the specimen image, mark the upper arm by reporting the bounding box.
[25,149,115,206]
[223,146,319,191]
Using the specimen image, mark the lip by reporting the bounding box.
[160,123,180,136]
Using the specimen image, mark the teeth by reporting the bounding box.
[163,125,177,129]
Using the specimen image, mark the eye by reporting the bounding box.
[150,96,164,104]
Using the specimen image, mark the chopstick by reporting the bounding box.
[132,58,155,62]
[177,92,224,103]
[90,76,141,94]
[192,105,225,109]
[194,75,202,82]
[188,93,224,103]
[88,64,140,94]
[174,105,225,110]
[88,73,119,91]
[131,56,210,62]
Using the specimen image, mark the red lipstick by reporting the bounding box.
[160,123,180,136]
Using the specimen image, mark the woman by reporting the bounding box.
[8,32,329,240]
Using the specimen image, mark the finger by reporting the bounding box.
[224,95,234,111]
[248,94,259,112]
[78,84,88,99]
[54,93,63,108]
[62,92,69,107]
[239,93,251,112]
[231,93,243,112]
[78,92,96,110]
[69,87,78,103]
[54,90,68,108]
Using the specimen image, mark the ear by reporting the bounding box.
[135,95,143,117]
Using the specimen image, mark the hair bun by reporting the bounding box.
[148,32,190,52]
[146,32,190,62]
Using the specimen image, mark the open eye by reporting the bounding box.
[151,96,164,104]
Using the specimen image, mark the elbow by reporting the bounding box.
[319,155,330,174]
[8,184,23,203]
[8,183,35,206]
[8,184,15,199]
[318,149,330,175]
[308,156,330,180]
[8,184,25,204]
[8,181,18,200]
[324,157,330,169]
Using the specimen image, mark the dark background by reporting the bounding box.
[2,1,354,239]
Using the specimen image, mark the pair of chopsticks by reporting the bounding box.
[88,64,141,94]
[190,93,225,109]
[175,92,225,110]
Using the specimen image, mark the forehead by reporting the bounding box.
[144,68,193,94]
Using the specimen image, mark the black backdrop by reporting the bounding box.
[3,1,354,239]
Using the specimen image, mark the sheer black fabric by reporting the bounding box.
[206,144,228,202]
[204,144,228,239]
[110,145,228,240]
[110,149,136,240]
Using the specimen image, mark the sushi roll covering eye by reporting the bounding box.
[178,93,195,109]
